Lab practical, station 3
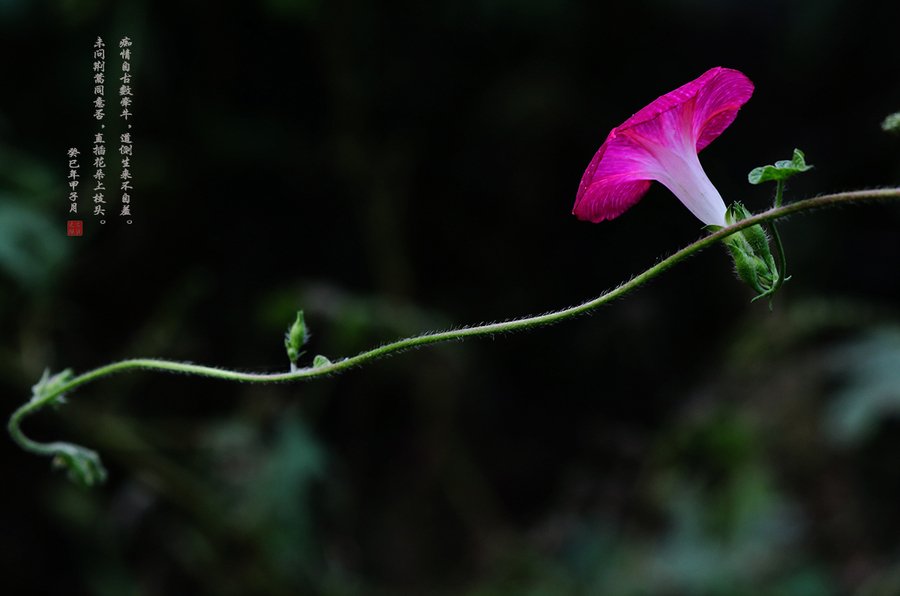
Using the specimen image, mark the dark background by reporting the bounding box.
[3,0,900,594]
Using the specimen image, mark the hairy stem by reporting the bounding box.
[9,187,900,467]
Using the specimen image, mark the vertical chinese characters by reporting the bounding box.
[67,148,80,214]
[92,37,107,222]
[93,131,106,218]
[119,37,133,221]
[92,37,105,121]
[120,131,132,217]
[68,36,134,231]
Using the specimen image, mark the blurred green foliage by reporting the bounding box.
[825,329,900,447]
[0,145,70,291]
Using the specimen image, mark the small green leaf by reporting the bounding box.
[748,149,813,184]
[312,355,331,368]
[51,443,108,487]
[881,112,900,135]
[30,368,74,407]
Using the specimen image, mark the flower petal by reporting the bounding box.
[574,129,662,222]
[573,67,753,226]
[692,68,754,151]
[575,175,653,222]
[646,143,728,226]
[617,67,723,133]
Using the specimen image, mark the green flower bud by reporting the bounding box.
[285,310,308,366]
[740,218,770,261]
[724,203,780,298]
[726,237,770,294]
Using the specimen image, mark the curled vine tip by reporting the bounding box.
[11,368,109,486]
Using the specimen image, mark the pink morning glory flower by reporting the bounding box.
[573,67,754,227]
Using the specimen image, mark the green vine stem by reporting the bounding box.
[9,187,900,482]
[767,179,790,294]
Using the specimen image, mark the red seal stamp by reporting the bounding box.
[67,221,83,236]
